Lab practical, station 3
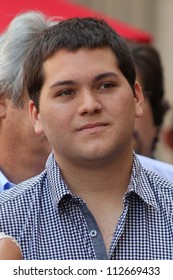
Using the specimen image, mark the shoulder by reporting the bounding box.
[137,154,173,182]
[133,155,173,212]
[0,170,47,205]
[0,170,49,247]
[139,162,173,212]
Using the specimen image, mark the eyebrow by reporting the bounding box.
[49,80,76,89]
[49,72,119,89]
[93,72,119,82]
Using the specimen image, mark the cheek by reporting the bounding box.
[40,106,72,134]
[108,93,133,110]
[116,96,136,121]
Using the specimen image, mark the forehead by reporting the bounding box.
[40,47,132,95]
[42,47,120,77]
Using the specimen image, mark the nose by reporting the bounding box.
[78,91,102,115]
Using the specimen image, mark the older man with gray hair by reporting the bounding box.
[0,11,59,191]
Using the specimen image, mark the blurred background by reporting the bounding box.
[1,0,173,163]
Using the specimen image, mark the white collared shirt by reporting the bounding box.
[0,171,14,193]
[137,154,173,181]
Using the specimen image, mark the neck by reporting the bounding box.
[0,139,49,184]
[0,154,47,184]
[56,149,133,202]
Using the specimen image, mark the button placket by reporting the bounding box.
[89,229,97,238]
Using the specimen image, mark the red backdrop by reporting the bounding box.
[0,0,152,43]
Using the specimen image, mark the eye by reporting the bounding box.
[58,89,75,96]
[98,82,115,90]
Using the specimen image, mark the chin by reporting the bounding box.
[78,148,115,164]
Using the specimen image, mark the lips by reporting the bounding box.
[78,122,108,131]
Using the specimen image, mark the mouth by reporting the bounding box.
[77,122,108,132]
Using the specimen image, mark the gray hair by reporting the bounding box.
[0,11,60,106]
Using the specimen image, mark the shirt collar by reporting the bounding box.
[46,153,71,202]
[46,152,159,210]
[127,153,158,210]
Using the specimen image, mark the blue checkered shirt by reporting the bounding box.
[0,153,173,259]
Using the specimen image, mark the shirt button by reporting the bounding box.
[89,229,97,237]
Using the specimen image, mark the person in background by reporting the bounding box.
[128,43,173,180]
[130,43,170,158]
[137,153,173,181]
[1,17,173,260]
[0,11,59,192]
[164,111,173,153]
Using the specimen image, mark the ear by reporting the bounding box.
[29,100,44,135]
[0,95,7,118]
[134,81,144,119]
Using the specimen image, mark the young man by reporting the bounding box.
[0,17,173,260]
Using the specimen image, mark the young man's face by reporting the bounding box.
[30,47,143,168]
